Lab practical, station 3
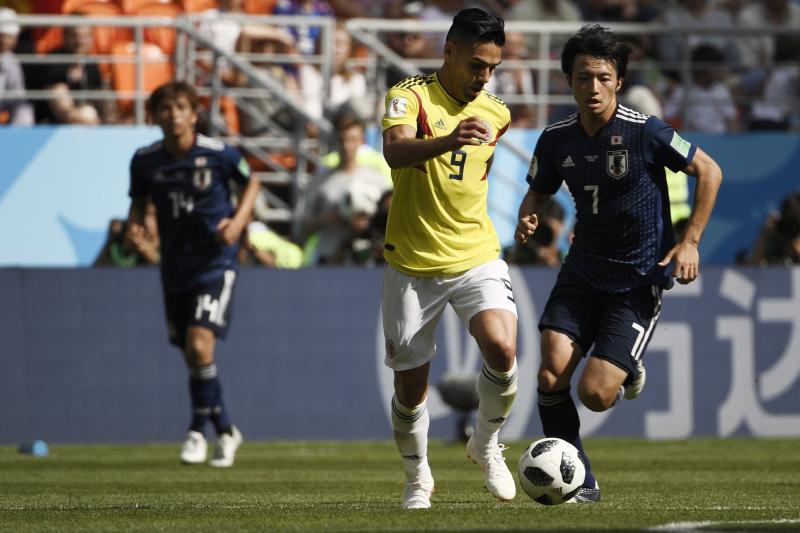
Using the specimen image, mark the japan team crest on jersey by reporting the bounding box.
[606,150,629,179]
[192,168,213,190]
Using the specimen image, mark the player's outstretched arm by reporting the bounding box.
[515,189,551,244]
[217,175,262,246]
[658,147,722,284]
[382,117,491,169]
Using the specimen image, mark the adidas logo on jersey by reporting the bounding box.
[562,155,575,167]
[434,118,447,130]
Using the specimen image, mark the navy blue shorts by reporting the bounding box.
[538,270,663,376]
[163,270,237,348]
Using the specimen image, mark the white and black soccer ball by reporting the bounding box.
[518,437,586,505]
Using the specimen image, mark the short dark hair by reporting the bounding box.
[561,25,632,78]
[691,43,725,65]
[148,81,199,115]
[334,111,365,134]
[445,8,505,47]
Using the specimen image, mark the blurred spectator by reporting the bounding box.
[656,0,739,75]
[297,113,390,264]
[663,44,740,133]
[743,191,800,266]
[30,24,115,124]
[736,0,800,70]
[621,83,663,119]
[666,168,691,239]
[382,1,437,88]
[0,7,34,125]
[328,0,393,18]
[583,0,661,22]
[196,0,246,85]
[330,180,388,265]
[505,0,582,55]
[298,24,367,121]
[505,199,566,267]
[320,105,391,179]
[413,0,489,54]
[383,31,433,88]
[712,0,747,22]
[272,0,334,56]
[239,219,304,268]
[619,35,666,118]
[235,24,301,136]
[94,202,160,267]
[488,31,536,127]
[748,34,800,131]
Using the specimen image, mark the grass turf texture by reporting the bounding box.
[1,438,798,532]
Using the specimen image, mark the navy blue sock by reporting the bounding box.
[188,364,218,434]
[210,378,232,436]
[537,387,597,488]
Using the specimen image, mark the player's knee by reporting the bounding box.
[482,337,516,371]
[537,367,567,392]
[577,382,616,412]
[184,336,214,367]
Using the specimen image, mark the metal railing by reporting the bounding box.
[5,14,800,234]
[346,18,800,130]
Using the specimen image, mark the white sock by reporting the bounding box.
[391,396,430,481]
[475,360,518,448]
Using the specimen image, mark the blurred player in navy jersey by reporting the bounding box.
[515,25,722,502]
[127,81,261,467]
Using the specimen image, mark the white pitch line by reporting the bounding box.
[649,518,800,531]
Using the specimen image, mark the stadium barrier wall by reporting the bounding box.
[1,266,797,445]
[1,127,799,267]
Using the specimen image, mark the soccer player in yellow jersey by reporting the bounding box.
[380,8,518,509]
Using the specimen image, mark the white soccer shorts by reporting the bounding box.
[382,259,518,371]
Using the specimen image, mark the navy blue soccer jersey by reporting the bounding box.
[527,105,697,292]
[129,134,251,292]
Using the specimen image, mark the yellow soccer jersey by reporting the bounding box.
[381,73,511,276]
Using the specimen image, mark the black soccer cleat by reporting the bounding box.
[565,481,601,504]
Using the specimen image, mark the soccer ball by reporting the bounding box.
[518,437,586,505]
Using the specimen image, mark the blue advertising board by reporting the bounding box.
[1,266,797,444]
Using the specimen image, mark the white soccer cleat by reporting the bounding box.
[624,359,647,400]
[209,425,243,468]
[180,430,207,464]
[466,436,516,501]
[402,462,434,509]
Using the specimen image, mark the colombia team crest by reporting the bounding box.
[606,150,629,179]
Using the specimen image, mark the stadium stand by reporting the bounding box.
[110,40,173,115]
[129,1,179,54]
[118,0,175,14]
[7,8,800,238]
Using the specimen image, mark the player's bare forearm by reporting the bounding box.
[232,176,261,227]
[658,148,722,284]
[127,198,147,228]
[383,127,458,169]
[382,118,490,169]
[515,190,551,243]
[219,176,261,245]
[517,190,552,220]
[125,198,148,248]
[681,148,723,246]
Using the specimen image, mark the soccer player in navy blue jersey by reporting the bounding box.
[127,81,261,467]
[515,25,722,502]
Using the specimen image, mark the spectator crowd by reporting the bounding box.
[2,0,800,267]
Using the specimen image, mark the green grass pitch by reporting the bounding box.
[2,438,798,532]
